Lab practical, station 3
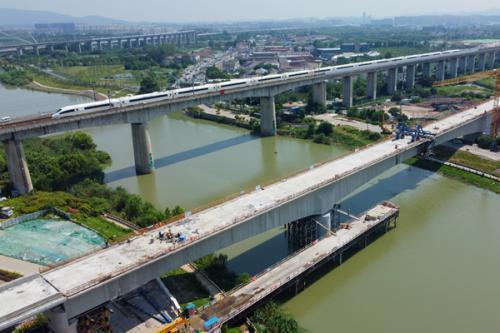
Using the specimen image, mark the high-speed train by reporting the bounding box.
[51,48,468,119]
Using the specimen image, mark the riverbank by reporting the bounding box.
[187,106,385,150]
[26,80,108,101]
[405,156,500,194]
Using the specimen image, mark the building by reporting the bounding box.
[314,47,342,60]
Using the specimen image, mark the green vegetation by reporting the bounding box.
[12,314,48,333]
[0,132,111,192]
[0,63,32,86]
[251,301,304,333]
[139,72,161,93]
[347,107,388,125]
[0,268,23,281]
[476,134,500,150]
[2,191,131,240]
[405,157,500,194]
[432,145,500,176]
[195,254,250,291]
[280,121,383,149]
[206,66,231,80]
[161,268,210,307]
[1,133,182,234]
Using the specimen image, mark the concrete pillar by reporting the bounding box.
[17,48,23,56]
[34,46,40,56]
[45,306,78,333]
[367,72,377,100]
[77,43,82,53]
[436,60,445,81]
[405,64,416,90]
[131,123,154,174]
[448,58,458,78]
[260,96,277,136]
[312,81,327,106]
[478,53,486,71]
[342,76,353,108]
[99,41,104,51]
[422,63,432,78]
[387,68,398,95]
[467,55,475,73]
[458,56,467,75]
[487,51,496,69]
[4,139,33,195]
[49,45,55,53]
[316,212,332,238]
[64,44,69,52]
[129,39,134,48]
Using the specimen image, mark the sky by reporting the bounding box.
[0,0,497,22]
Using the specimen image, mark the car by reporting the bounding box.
[0,116,11,123]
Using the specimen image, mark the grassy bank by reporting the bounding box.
[432,146,500,177]
[405,157,500,194]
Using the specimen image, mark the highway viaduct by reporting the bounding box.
[0,44,498,196]
[0,31,197,56]
[0,100,495,333]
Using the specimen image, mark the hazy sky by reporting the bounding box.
[1,0,497,22]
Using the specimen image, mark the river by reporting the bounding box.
[1,84,499,332]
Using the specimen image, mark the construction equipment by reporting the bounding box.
[433,69,500,137]
[394,122,435,142]
[156,317,189,333]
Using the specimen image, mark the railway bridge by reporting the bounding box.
[0,44,498,194]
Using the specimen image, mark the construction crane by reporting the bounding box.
[433,69,499,137]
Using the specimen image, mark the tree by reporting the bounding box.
[140,73,160,93]
[316,121,334,136]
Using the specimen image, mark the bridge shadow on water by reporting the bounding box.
[105,134,259,183]
[225,164,434,276]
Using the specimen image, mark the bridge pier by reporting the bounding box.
[45,306,78,333]
[312,81,327,106]
[367,72,377,100]
[458,56,467,75]
[478,53,486,71]
[467,55,476,73]
[405,65,416,90]
[448,58,458,78]
[422,63,432,78]
[3,138,33,195]
[387,68,398,95]
[487,51,496,69]
[131,123,154,174]
[342,76,353,108]
[17,48,23,56]
[436,60,445,81]
[260,96,277,136]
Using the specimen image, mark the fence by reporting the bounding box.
[0,208,71,230]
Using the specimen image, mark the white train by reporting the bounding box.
[51,48,471,119]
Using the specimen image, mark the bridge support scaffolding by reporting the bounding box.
[260,96,277,136]
[45,306,78,333]
[367,72,377,100]
[387,68,398,95]
[131,123,154,174]
[312,82,327,107]
[3,138,33,195]
[342,76,353,108]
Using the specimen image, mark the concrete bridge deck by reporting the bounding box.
[191,203,399,330]
[0,100,495,330]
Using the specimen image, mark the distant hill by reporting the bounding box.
[0,8,127,27]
